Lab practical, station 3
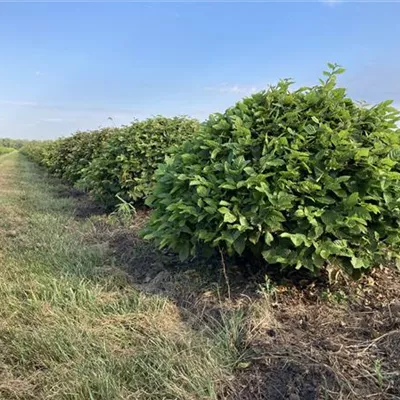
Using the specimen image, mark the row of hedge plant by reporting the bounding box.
[22,65,400,277]
[22,116,200,208]
[143,65,400,277]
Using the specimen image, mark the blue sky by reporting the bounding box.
[0,1,399,140]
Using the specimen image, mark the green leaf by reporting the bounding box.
[244,166,256,175]
[355,148,370,160]
[304,125,316,135]
[239,215,249,227]
[264,232,274,245]
[362,203,380,214]
[261,248,289,264]
[218,207,237,223]
[281,233,312,247]
[233,235,246,255]
[212,119,230,131]
[312,252,325,268]
[345,192,359,207]
[312,225,324,240]
[311,116,319,124]
[189,180,202,186]
[196,186,208,197]
[219,182,237,190]
[351,256,365,269]
[320,249,329,259]
[224,213,236,223]
[211,148,220,159]
[249,231,261,244]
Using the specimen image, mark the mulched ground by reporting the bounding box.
[228,266,400,400]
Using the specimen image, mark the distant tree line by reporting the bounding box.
[0,138,31,149]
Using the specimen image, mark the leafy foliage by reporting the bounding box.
[144,65,400,276]
[80,116,200,207]
[22,116,199,208]
[21,140,61,168]
[47,128,115,183]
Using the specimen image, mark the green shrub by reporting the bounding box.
[21,141,59,167]
[22,129,116,184]
[0,146,15,155]
[81,116,200,207]
[47,128,115,183]
[144,65,400,277]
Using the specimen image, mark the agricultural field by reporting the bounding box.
[1,67,400,399]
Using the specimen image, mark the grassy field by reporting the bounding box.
[0,152,399,400]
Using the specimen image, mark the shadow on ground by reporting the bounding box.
[54,186,106,219]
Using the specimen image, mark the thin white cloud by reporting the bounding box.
[206,84,260,95]
[35,71,43,77]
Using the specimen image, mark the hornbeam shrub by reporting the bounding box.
[21,141,59,167]
[48,128,115,183]
[81,116,200,207]
[144,65,400,276]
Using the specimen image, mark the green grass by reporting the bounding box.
[0,153,246,399]
[0,146,15,155]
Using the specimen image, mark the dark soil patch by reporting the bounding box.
[230,360,341,400]
[56,186,86,199]
[55,185,106,218]
[226,267,400,400]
